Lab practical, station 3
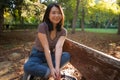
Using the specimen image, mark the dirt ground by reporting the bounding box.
[0,30,120,80]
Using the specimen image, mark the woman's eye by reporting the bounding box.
[51,11,61,15]
[51,12,55,14]
[58,12,61,15]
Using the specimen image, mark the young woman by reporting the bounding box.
[23,3,70,80]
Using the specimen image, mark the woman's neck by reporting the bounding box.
[53,24,57,30]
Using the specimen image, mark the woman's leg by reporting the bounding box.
[60,52,70,67]
[24,59,50,78]
[23,48,50,78]
[24,50,70,79]
[51,52,70,68]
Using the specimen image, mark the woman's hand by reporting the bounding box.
[55,68,61,80]
[50,68,57,79]
[50,68,61,80]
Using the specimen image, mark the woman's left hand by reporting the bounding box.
[55,68,61,80]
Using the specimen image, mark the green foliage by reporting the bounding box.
[4,10,13,23]
[2,0,120,30]
[4,0,46,25]
[78,0,120,28]
[117,0,120,6]
[21,1,46,24]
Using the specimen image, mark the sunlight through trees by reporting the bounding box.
[0,0,120,34]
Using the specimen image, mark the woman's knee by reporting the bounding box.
[24,62,34,73]
[63,52,70,59]
[24,62,29,72]
[62,52,71,61]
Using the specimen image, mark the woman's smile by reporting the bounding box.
[49,6,62,25]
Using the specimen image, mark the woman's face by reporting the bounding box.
[49,6,62,26]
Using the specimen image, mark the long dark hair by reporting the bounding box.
[43,3,64,32]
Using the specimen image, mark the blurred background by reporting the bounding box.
[0,0,120,34]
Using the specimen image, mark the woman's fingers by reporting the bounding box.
[51,68,57,79]
[55,69,61,80]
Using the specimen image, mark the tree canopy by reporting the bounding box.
[0,0,120,34]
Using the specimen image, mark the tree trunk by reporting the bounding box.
[105,19,112,29]
[17,6,25,29]
[81,8,85,31]
[71,0,80,34]
[0,6,4,32]
[118,15,120,35]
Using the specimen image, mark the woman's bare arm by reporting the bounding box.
[38,33,54,70]
[55,36,66,69]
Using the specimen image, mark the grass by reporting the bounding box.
[67,28,117,34]
[85,28,117,34]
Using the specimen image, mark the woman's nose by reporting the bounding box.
[55,13,60,17]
